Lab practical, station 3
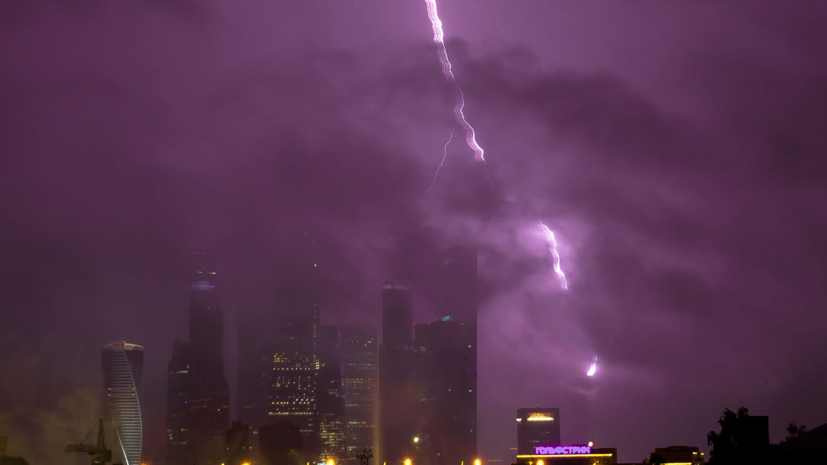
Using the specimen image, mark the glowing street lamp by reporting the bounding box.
[405,459,412,465]
[413,437,420,443]
[474,459,481,465]
[327,460,335,465]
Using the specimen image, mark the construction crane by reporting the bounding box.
[65,418,121,465]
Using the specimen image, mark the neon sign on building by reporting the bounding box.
[534,446,591,455]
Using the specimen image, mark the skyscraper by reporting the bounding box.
[341,326,377,465]
[165,341,191,465]
[516,408,561,455]
[187,254,230,465]
[165,254,230,465]
[378,282,420,465]
[318,325,346,462]
[237,317,274,428]
[414,318,477,465]
[270,233,322,457]
[440,246,477,323]
[102,341,144,465]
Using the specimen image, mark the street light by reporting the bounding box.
[405,459,412,465]
[413,437,420,443]
[475,459,481,465]
[537,461,544,465]
[327,460,335,465]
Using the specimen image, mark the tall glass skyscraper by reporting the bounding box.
[187,254,230,465]
[165,253,230,465]
[102,341,144,465]
[341,326,377,465]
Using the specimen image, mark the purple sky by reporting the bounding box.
[2,0,827,463]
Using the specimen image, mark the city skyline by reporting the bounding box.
[2,0,827,464]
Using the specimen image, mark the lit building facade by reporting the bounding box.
[514,446,617,465]
[517,408,561,455]
[414,317,477,465]
[270,233,323,457]
[318,325,347,462]
[341,326,378,465]
[102,341,144,465]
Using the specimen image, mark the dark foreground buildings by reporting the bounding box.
[260,421,304,465]
[225,421,252,465]
[377,246,479,465]
[414,318,477,465]
[165,254,230,465]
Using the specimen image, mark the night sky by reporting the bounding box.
[2,0,827,464]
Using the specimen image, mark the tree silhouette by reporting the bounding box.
[706,407,755,464]
[786,423,807,441]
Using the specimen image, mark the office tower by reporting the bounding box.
[440,246,477,323]
[260,421,304,465]
[382,282,413,345]
[378,282,420,465]
[165,254,230,465]
[318,325,346,462]
[189,254,224,376]
[414,318,477,465]
[270,233,322,454]
[341,326,377,465]
[102,341,145,465]
[165,341,191,465]
[237,317,274,428]
[516,408,561,455]
[226,421,252,465]
[187,254,231,465]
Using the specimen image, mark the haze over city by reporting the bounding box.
[1,1,826,465]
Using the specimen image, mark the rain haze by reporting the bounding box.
[1,0,826,464]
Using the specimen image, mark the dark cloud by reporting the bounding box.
[2,0,827,463]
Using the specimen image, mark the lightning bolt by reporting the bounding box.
[587,356,598,377]
[422,0,567,289]
[427,127,455,193]
[539,221,568,290]
[423,0,486,162]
